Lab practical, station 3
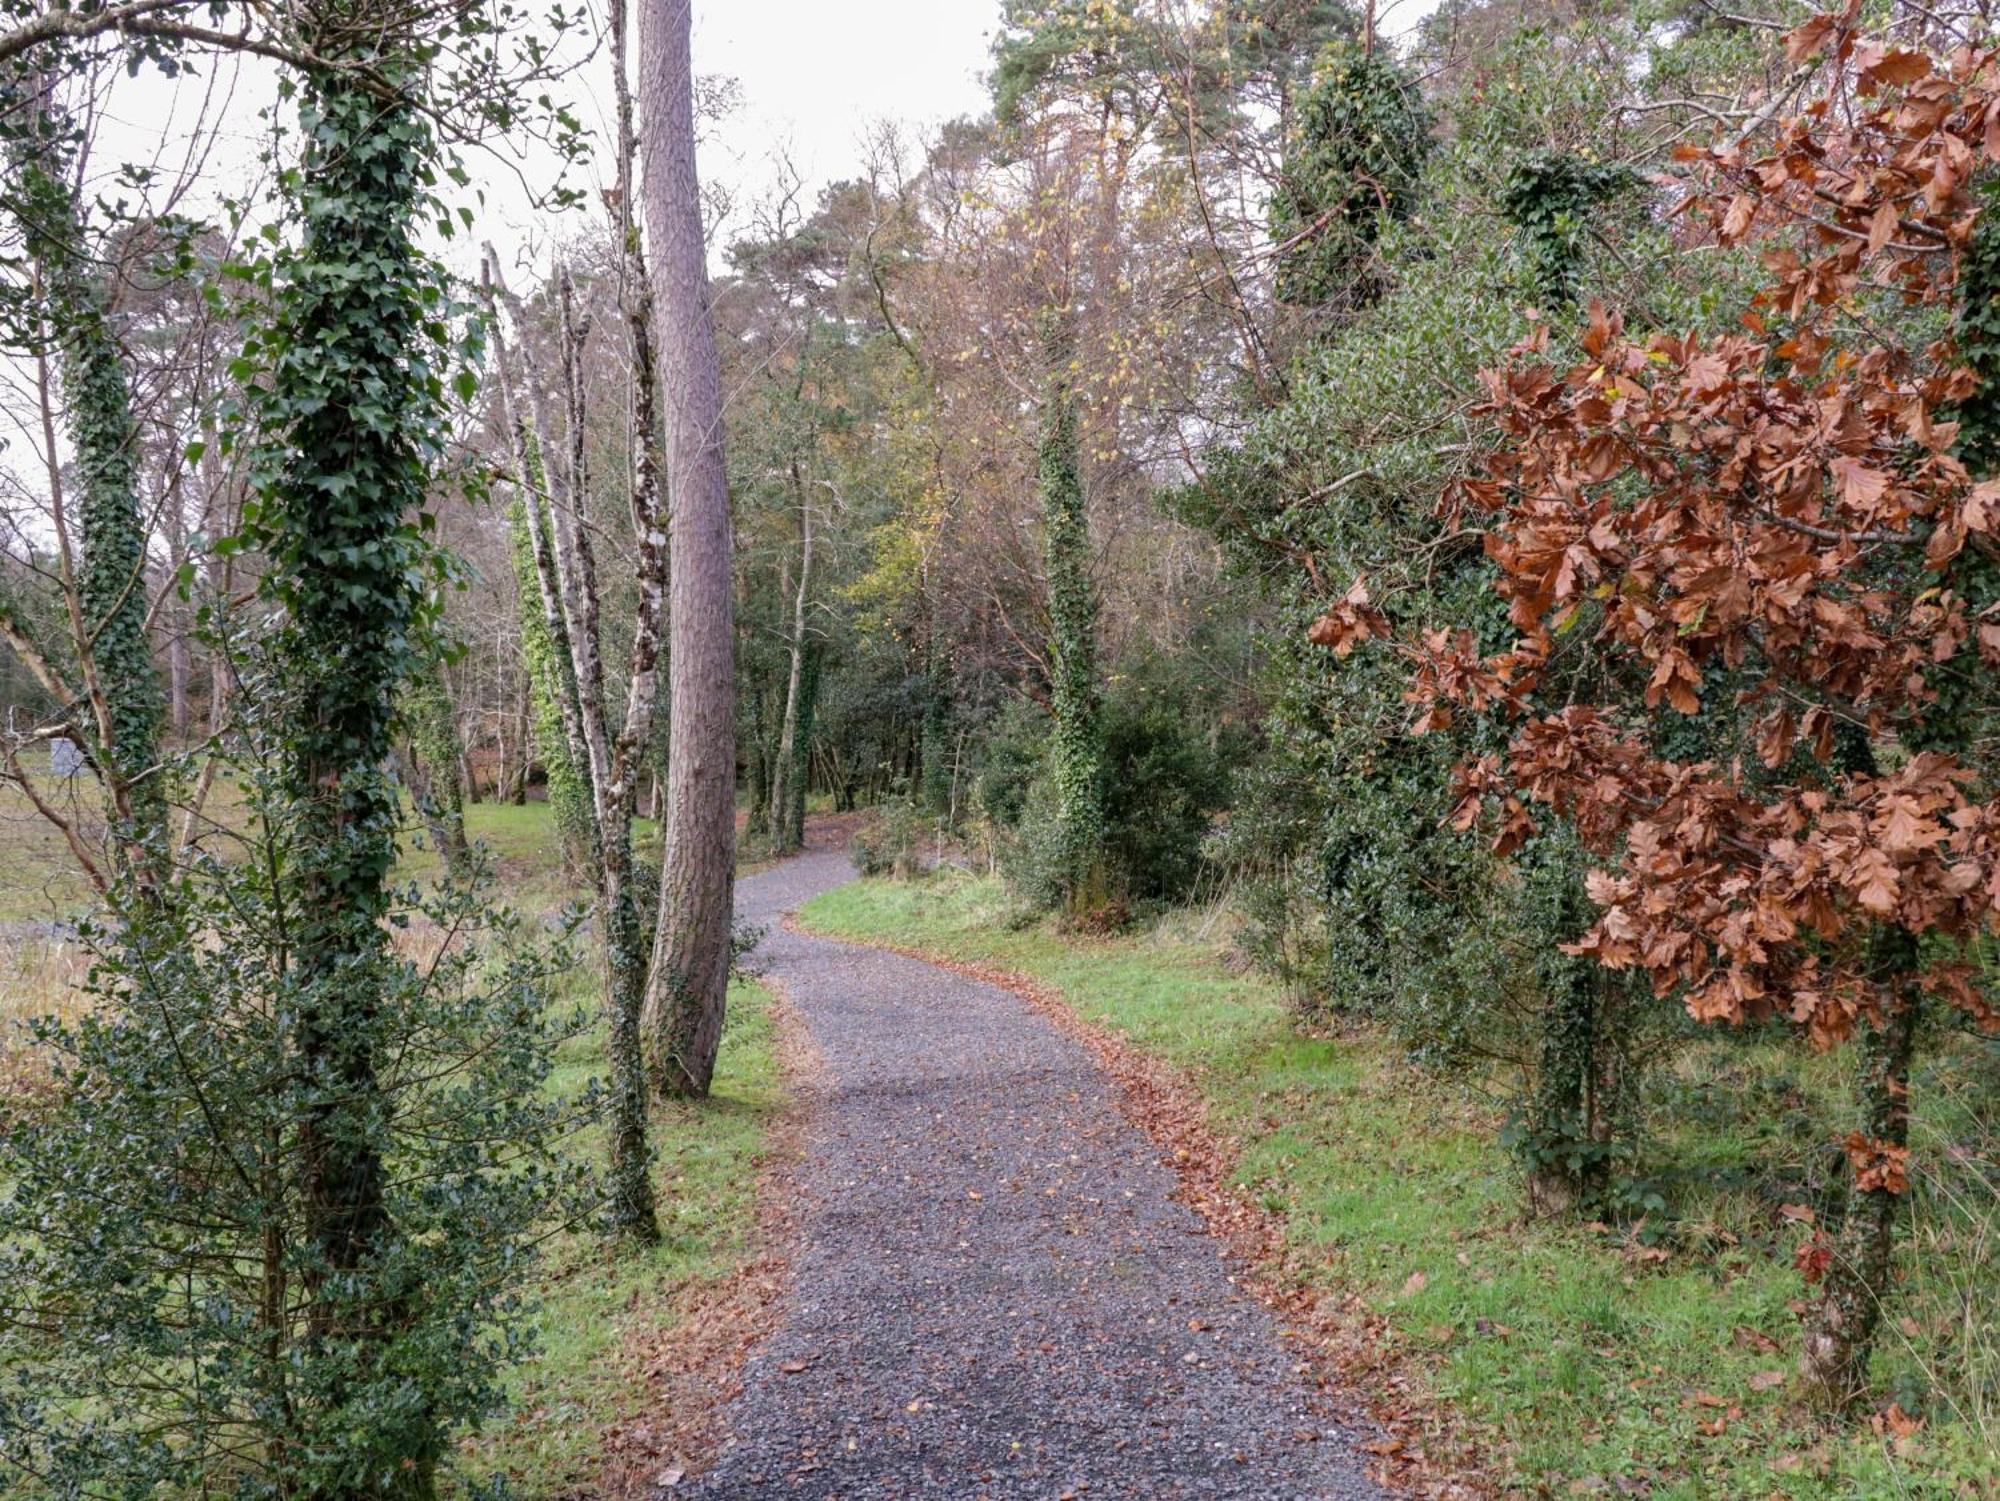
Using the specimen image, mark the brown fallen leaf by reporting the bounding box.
[1731,1325,1781,1354]
[1748,1370,1786,1392]
[779,1359,808,1374]
[1401,1271,1428,1297]
[654,1464,686,1487]
[1876,1402,1925,1438]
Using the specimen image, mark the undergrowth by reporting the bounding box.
[800,871,2000,1500]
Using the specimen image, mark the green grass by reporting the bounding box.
[455,972,787,1496]
[799,872,2000,1500]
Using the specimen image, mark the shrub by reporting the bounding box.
[850,796,928,879]
[985,679,1233,914]
[0,715,586,1498]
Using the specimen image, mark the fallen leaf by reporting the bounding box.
[1401,1270,1428,1297]
[779,1359,808,1374]
[1731,1325,1782,1354]
[1748,1370,1786,1392]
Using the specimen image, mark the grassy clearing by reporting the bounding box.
[0,759,98,923]
[800,871,2000,1501]
[454,973,787,1496]
[0,797,639,1076]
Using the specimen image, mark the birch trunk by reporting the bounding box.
[766,484,812,854]
[639,0,737,1099]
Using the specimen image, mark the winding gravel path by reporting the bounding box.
[689,848,1382,1500]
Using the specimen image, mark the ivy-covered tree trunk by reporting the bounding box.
[405,662,471,878]
[488,285,602,884]
[1521,846,1626,1213]
[919,621,954,821]
[1039,323,1105,915]
[6,92,166,893]
[264,37,437,1498]
[784,638,822,850]
[507,496,594,874]
[745,684,772,831]
[641,0,738,1100]
[1800,934,1921,1406]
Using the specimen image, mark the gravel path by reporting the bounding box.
[689,848,1382,1500]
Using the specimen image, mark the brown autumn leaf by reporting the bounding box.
[1867,198,1901,254]
[1732,1325,1783,1354]
[1863,48,1933,87]
[1722,193,1757,241]
[1784,12,1837,62]
[1831,456,1891,510]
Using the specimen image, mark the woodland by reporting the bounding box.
[0,0,1997,1497]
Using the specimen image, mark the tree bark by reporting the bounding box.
[766,480,813,854]
[639,0,737,1099]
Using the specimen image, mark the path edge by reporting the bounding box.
[599,974,826,1497]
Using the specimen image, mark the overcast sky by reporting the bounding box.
[71,0,1450,281]
[11,0,1449,487]
[687,0,1443,249]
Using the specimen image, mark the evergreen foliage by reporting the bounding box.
[1498,149,1636,307]
[1270,38,1432,312]
[0,692,584,1499]
[986,674,1233,913]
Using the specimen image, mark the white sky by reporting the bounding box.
[79,0,1448,271]
[7,0,1447,503]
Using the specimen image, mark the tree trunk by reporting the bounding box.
[487,276,600,882]
[1801,931,1921,1408]
[785,639,822,849]
[406,663,471,879]
[640,0,737,1100]
[1523,851,1624,1213]
[508,663,532,805]
[767,482,813,854]
[1040,319,1105,916]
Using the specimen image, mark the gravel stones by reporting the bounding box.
[684,851,1381,1500]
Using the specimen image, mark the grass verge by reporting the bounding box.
[453,973,791,1497]
[798,871,1998,1501]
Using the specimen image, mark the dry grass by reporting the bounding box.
[0,766,99,925]
[0,929,91,1107]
